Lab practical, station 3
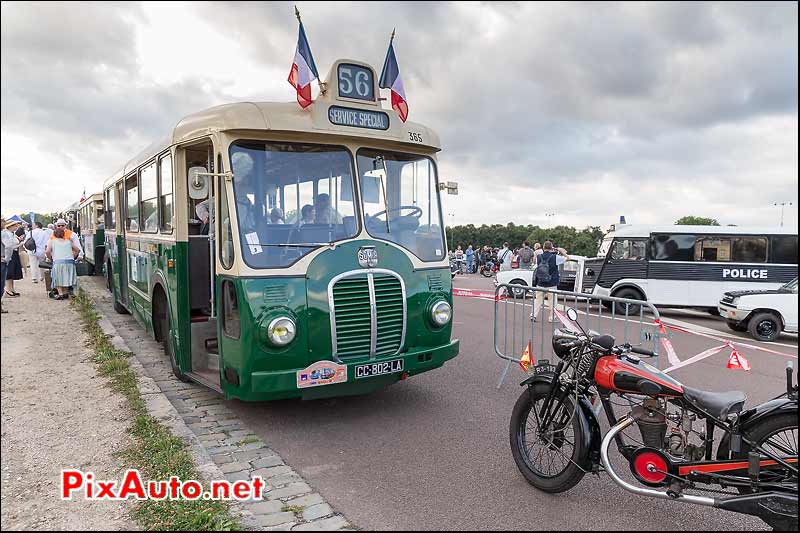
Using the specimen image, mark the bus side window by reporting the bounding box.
[770,236,798,264]
[694,236,731,262]
[732,237,767,263]
[126,173,139,232]
[221,280,240,338]
[219,163,234,269]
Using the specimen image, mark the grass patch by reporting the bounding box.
[237,436,259,446]
[281,504,305,515]
[72,290,240,531]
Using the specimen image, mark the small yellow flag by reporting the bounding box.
[520,341,533,372]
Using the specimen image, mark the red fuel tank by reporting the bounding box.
[595,355,684,397]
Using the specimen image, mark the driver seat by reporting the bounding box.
[682,386,747,419]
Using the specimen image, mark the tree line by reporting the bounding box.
[445,223,606,258]
[445,216,723,258]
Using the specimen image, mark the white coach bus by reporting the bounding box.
[581,225,798,312]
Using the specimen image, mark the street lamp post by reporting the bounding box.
[774,202,793,227]
[544,212,555,228]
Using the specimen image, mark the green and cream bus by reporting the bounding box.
[77,193,105,275]
[103,59,459,401]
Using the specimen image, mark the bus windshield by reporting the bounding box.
[356,148,445,262]
[230,141,359,268]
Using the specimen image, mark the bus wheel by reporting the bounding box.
[155,295,190,382]
[111,280,128,315]
[748,312,781,342]
[612,288,644,316]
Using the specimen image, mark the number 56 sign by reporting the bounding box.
[337,64,375,101]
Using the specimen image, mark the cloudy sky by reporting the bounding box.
[1,1,797,230]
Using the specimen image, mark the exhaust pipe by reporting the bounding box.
[600,416,716,507]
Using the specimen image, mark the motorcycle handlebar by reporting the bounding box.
[630,346,656,358]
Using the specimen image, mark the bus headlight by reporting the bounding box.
[431,301,452,327]
[267,317,296,346]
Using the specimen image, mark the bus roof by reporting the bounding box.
[103,59,441,190]
[606,224,798,238]
[79,193,103,209]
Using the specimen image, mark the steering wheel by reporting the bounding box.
[369,205,423,220]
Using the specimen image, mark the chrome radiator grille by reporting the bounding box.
[329,270,406,360]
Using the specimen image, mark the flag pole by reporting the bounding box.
[295,5,326,95]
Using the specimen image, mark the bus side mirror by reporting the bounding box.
[188,167,209,200]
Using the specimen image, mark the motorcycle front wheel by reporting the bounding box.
[510,383,588,493]
[734,412,798,531]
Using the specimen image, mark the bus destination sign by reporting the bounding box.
[328,106,389,131]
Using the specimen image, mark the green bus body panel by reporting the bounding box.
[218,240,459,401]
[106,230,459,402]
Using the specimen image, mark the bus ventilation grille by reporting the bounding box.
[428,273,444,292]
[264,285,289,304]
[331,272,405,360]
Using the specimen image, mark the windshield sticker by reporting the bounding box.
[297,361,348,389]
[245,232,263,255]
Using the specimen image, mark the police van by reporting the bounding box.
[581,225,798,312]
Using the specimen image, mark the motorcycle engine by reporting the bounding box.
[631,399,667,448]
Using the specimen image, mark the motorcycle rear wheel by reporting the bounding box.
[510,383,588,493]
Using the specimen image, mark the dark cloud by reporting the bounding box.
[0,1,797,227]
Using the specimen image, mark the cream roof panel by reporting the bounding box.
[102,93,441,188]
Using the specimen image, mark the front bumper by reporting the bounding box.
[718,302,751,322]
[245,339,460,401]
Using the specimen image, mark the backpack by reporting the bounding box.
[24,231,36,252]
[535,253,554,285]
[519,247,534,264]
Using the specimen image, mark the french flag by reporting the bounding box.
[379,37,408,122]
[287,20,319,109]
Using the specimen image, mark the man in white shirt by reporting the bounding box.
[532,241,570,322]
[498,242,513,271]
[28,222,50,283]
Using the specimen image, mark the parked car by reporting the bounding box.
[495,256,586,298]
[718,277,798,342]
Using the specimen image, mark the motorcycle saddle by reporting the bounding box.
[682,386,747,419]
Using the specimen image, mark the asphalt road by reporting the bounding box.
[227,274,797,530]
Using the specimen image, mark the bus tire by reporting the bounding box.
[154,289,190,383]
[612,287,644,316]
[747,312,782,342]
[113,293,128,314]
[106,261,113,293]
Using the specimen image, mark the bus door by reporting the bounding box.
[182,140,221,390]
[116,181,129,306]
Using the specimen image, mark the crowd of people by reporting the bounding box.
[448,240,568,274]
[0,216,84,313]
[449,240,570,322]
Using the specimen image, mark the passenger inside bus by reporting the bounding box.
[229,142,359,268]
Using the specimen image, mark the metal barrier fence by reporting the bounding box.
[493,284,664,387]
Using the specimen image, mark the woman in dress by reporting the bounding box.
[4,221,24,297]
[45,227,80,300]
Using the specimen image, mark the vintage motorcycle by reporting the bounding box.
[509,308,798,530]
[480,260,498,278]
